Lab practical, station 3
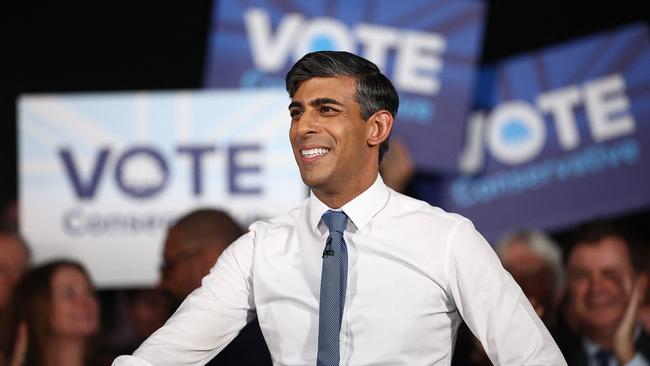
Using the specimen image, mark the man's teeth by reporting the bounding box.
[301,148,330,158]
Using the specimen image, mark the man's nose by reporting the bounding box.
[587,275,608,294]
[294,111,321,136]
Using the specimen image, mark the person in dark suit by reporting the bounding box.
[159,208,272,366]
[557,222,649,365]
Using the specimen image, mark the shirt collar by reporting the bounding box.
[582,325,642,358]
[307,175,390,234]
[582,336,602,359]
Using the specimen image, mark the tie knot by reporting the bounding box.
[322,210,348,234]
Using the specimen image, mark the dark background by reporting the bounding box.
[4,1,650,229]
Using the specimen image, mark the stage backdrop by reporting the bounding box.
[18,89,305,287]
[204,0,485,172]
[418,23,650,241]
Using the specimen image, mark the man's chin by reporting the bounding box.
[299,172,327,190]
[582,313,623,333]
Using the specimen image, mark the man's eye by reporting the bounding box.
[568,270,588,281]
[290,110,302,119]
[603,269,623,283]
[62,287,76,299]
[320,106,337,114]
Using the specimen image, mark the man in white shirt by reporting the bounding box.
[113,51,565,365]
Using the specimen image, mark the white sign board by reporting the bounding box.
[19,90,305,288]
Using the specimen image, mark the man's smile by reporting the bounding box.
[301,147,330,159]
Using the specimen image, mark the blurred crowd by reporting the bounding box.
[0,145,648,365]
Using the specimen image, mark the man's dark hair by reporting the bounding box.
[286,51,399,162]
[567,221,645,273]
[172,208,244,249]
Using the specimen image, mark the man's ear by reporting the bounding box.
[367,110,393,147]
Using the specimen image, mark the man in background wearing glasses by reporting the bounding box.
[159,208,272,366]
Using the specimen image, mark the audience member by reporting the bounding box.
[104,288,172,357]
[378,138,415,194]
[159,208,271,365]
[495,229,564,325]
[0,232,29,319]
[0,259,103,366]
[1,199,18,232]
[557,222,649,365]
[638,244,650,335]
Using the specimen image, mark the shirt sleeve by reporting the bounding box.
[446,219,567,365]
[111,231,257,366]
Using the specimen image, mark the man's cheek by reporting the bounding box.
[621,276,639,297]
[609,273,633,296]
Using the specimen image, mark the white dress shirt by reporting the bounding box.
[113,175,565,365]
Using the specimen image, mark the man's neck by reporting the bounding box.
[313,175,377,209]
[586,333,613,350]
[584,325,621,350]
[313,190,361,209]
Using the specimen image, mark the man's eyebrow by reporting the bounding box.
[288,101,303,110]
[310,98,343,107]
[288,98,343,110]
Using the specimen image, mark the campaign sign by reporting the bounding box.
[205,0,485,171]
[419,24,650,241]
[19,90,305,287]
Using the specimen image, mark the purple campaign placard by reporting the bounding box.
[418,23,650,241]
[204,0,485,172]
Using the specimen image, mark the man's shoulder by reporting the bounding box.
[247,197,309,232]
[387,189,470,228]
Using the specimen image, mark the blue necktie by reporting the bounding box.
[317,210,349,366]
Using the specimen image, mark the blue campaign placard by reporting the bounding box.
[422,23,650,241]
[204,0,485,172]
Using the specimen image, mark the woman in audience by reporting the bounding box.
[0,259,101,366]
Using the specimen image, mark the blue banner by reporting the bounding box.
[419,23,650,241]
[204,0,485,172]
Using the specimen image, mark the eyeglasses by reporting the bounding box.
[160,246,204,277]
